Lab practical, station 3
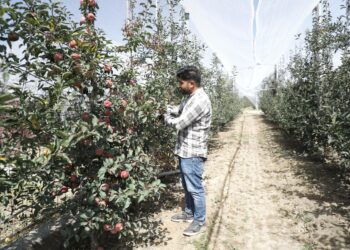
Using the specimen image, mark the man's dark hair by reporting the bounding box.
[176,66,201,86]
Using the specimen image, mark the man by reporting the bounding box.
[164,65,212,236]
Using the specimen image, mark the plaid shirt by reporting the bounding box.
[165,88,212,158]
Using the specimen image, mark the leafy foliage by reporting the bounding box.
[259,0,350,169]
[0,0,242,248]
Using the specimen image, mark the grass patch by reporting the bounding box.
[303,242,317,250]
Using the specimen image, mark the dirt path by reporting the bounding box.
[139,109,350,250]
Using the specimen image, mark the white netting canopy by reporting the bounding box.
[182,0,325,98]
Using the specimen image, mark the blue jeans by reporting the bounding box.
[179,157,206,223]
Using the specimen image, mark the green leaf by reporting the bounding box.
[92,116,98,126]
[56,152,71,164]
[123,198,131,210]
[0,93,15,103]
[98,166,107,180]
[137,194,145,203]
[80,213,89,220]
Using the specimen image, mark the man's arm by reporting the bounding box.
[165,101,205,131]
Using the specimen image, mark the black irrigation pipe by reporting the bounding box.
[157,169,180,178]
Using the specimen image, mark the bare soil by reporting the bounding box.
[137,109,350,250]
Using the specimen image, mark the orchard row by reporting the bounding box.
[0,0,242,248]
[260,0,349,170]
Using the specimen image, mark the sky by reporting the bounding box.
[46,0,350,99]
[182,0,346,99]
[62,0,127,43]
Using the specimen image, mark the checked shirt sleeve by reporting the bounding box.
[165,98,204,131]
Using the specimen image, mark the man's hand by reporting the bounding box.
[166,105,173,114]
[163,114,172,125]
[166,105,179,116]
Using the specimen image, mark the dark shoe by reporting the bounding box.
[183,220,206,236]
[171,212,194,222]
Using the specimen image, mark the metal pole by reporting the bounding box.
[168,0,174,42]
[155,0,158,17]
[347,0,350,29]
[126,0,129,24]
[125,0,129,23]
[155,0,160,36]
[126,0,133,24]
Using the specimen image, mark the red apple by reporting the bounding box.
[120,99,128,107]
[103,224,111,232]
[104,109,111,116]
[120,170,129,179]
[129,79,136,86]
[106,79,113,88]
[70,174,78,182]
[113,223,123,233]
[87,13,95,22]
[95,197,101,205]
[71,53,81,60]
[60,186,68,193]
[117,107,125,113]
[104,100,112,108]
[80,16,86,25]
[104,152,113,158]
[103,64,112,73]
[80,0,84,4]
[69,40,77,48]
[89,0,97,7]
[81,112,89,121]
[98,200,107,207]
[95,148,104,156]
[73,82,82,89]
[54,52,63,62]
[100,183,109,192]
[103,117,110,124]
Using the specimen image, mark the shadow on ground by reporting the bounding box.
[258,113,350,249]
[124,122,232,249]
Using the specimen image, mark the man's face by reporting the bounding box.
[178,80,193,95]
